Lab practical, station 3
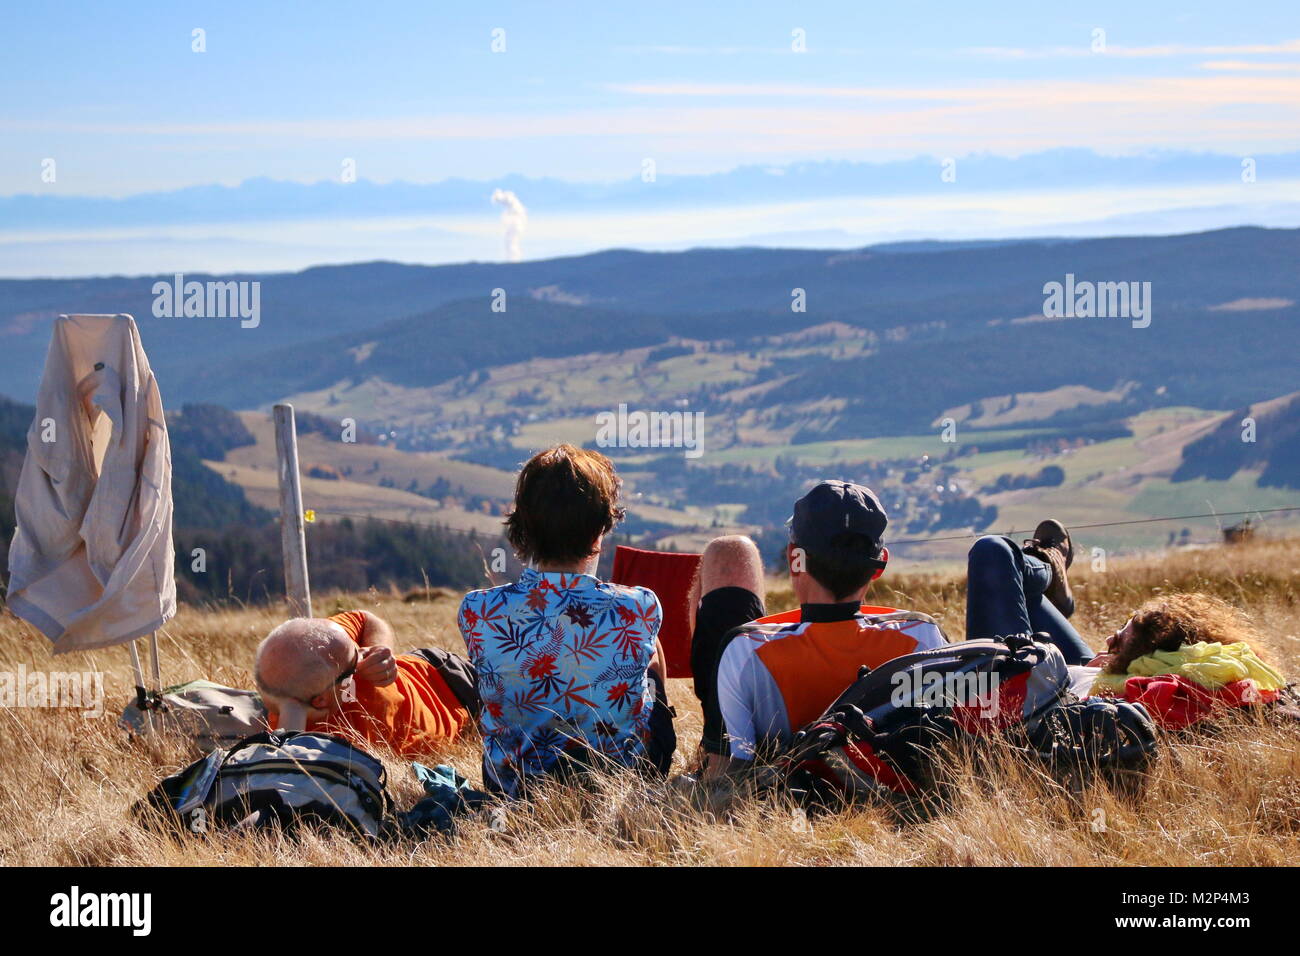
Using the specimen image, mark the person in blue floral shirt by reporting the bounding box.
[458,444,674,797]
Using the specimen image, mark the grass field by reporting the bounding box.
[1,534,1296,866]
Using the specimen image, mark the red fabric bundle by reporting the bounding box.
[1122,674,1280,729]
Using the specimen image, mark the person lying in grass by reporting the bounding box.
[966,522,1289,727]
[1085,592,1289,725]
[255,609,479,757]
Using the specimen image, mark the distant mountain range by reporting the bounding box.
[7,150,1300,229]
[7,149,1300,277]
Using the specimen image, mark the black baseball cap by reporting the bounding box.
[789,480,888,557]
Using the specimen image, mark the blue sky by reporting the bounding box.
[4,1,1300,194]
[3,3,1300,274]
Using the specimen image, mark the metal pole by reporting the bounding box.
[148,631,162,693]
[128,639,146,695]
[273,403,312,618]
[128,639,154,731]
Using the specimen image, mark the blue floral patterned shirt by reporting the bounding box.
[458,568,661,797]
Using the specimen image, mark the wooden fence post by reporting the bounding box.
[273,403,312,617]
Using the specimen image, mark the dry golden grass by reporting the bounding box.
[1,536,1297,866]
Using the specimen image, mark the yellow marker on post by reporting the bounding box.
[304,509,316,523]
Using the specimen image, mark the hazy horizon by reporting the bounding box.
[4,150,1300,278]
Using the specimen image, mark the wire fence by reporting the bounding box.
[887,506,1300,546]
[309,504,1300,550]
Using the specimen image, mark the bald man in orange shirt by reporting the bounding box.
[255,610,477,758]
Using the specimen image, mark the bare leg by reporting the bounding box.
[691,535,766,777]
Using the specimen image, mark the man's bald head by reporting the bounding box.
[255,617,355,704]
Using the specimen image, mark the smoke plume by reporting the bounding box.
[491,189,527,262]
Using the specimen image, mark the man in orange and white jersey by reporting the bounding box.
[694,481,946,772]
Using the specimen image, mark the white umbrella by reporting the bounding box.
[6,313,175,703]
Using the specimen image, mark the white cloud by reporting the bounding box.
[1201,59,1300,72]
[967,39,1300,60]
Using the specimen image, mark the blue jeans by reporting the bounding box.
[965,535,1093,665]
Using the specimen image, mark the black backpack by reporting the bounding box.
[139,731,395,840]
[781,634,1158,807]
[1021,694,1160,794]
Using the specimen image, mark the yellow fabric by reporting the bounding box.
[1092,641,1285,696]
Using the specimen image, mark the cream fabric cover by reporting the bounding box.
[7,314,175,653]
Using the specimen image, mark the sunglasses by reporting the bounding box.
[332,651,358,687]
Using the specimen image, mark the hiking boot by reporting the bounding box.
[1030,519,1074,568]
[1023,519,1075,619]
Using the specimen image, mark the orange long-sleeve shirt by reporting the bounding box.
[267,611,470,757]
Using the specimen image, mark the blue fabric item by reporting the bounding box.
[412,762,468,795]
[399,762,490,837]
[965,535,1094,665]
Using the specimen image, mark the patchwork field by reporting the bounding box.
[207,379,1300,571]
[209,411,513,535]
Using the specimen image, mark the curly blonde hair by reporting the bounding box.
[1110,592,1264,673]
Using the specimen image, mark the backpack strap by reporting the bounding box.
[826,638,1042,717]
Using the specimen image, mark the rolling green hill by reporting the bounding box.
[2,226,1298,566]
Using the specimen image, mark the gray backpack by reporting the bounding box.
[140,731,394,840]
[119,680,268,752]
